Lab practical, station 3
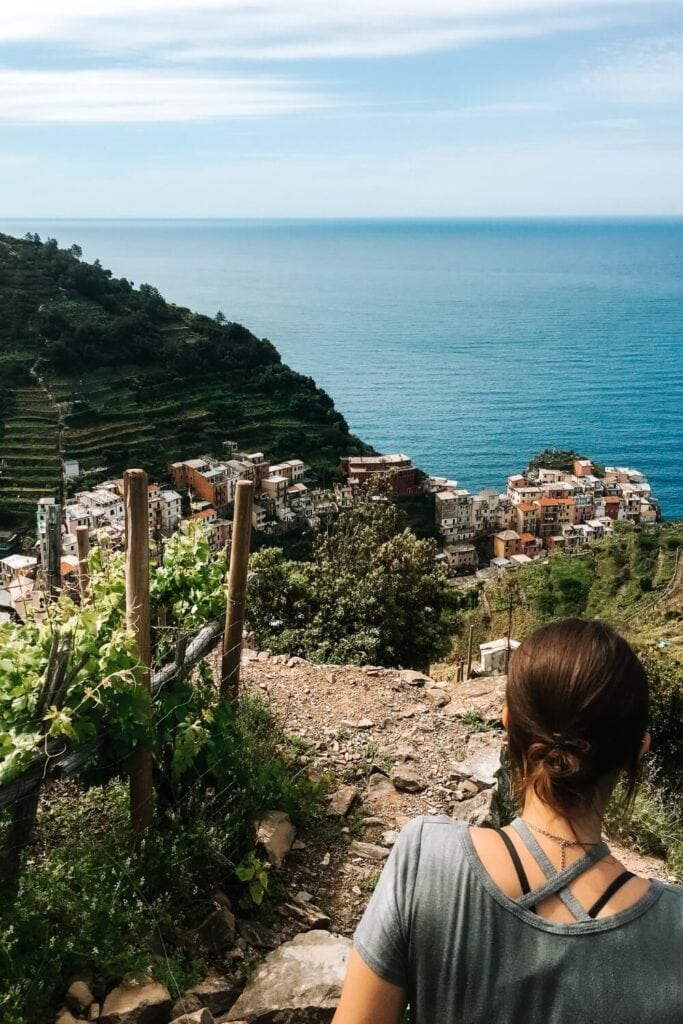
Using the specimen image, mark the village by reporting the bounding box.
[0,444,660,627]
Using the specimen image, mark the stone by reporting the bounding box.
[424,687,451,708]
[170,995,203,1020]
[280,901,331,930]
[256,651,270,661]
[453,779,479,801]
[100,982,172,1024]
[382,829,399,846]
[196,907,237,954]
[326,784,359,817]
[67,980,94,1015]
[449,733,503,790]
[223,930,352,1022]
[241,649,258,663]
[364,773,398,801]
[89,1004,101,1022]
[348,840,389,861]
[171,1011,214,1024]
[360,815,385,827]
[55,1010,79,1024]
[356,718,374,729]
[286,656,307,667]
[237,919,281,950]
[188,976,242,1016]
[390,764,426,793]
[256,810,296,868]
[398,669,433,687]
[445,675,506,723]
[451,786,499,827]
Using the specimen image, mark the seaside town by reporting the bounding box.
[0,445,660,626]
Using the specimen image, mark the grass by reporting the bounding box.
[605,779,683,881]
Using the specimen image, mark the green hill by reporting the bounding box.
[0,232,371,534]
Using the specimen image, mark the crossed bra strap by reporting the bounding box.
[510,818,612,921]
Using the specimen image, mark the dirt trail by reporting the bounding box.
[239,653,672,938]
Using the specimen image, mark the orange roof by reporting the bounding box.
[536,497,574,506]
[60,560,77,576]
[517,503,536,512]
[604,496,622,503]
[519,533,537,543]
[191,509,216,521]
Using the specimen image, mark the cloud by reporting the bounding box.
[0,1,672,61]
[0,69,332,123]
[582,37,683,103]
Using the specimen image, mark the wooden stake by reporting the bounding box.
[466,624,474,679]
[45,502,62,600]
[124,468,153,836]
[221,479,254,700]
[76,525,90,600]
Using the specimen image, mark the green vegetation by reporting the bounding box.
[247,491,457,669]
[0,524,326,1023]
[526,447,605,477]
[0,232,371,534]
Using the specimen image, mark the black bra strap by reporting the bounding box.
[587,871,634,919]
[486,825,531,895]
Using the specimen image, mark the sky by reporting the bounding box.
[1,1,682,217]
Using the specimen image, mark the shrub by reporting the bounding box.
[0,694,324,1024]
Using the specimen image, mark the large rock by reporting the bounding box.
[223,930,352,1023]
[256,811,296,868]
[326,785,359,818]
[364,772,400,803]
[398,669,432,687]
[188,976,243,1016]
[196,907,237,954]
[445,675,506,724]
[449,733,503,790]
[100,982,172,1024]
[390,764,426,793]
[66,980,94,1015]
[451,787,499,827]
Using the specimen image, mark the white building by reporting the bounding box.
[479,637,520,676]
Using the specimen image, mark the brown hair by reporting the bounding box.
[506,618,648,816]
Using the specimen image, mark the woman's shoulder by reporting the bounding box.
[393,814,470,863]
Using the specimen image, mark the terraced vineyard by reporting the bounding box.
[0,232,371,536]
[0,383,61,527]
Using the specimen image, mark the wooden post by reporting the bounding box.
[45,502,62,600]
[76,525,90,600]
[505,589,514,674]
[221,479,254,700]
[466,624,474,679]
[124,469,153,836]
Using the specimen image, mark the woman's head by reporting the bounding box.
[505,618,649,817]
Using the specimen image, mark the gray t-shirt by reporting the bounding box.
[354,816,683,1024]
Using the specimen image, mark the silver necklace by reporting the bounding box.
[522,818,603,870]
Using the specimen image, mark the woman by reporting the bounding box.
[333,619,682,1024]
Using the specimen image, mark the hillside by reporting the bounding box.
[0,232,371,534]
[444,519,683,669]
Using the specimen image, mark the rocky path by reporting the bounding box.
[240,653,507,936]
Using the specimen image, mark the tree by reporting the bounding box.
[215,310,227,324]
[247,494,457,669]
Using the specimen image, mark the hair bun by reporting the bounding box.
[527,736,591,781]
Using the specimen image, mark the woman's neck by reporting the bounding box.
[520,792,605,844]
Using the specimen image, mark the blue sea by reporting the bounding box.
[3,218,682,518]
